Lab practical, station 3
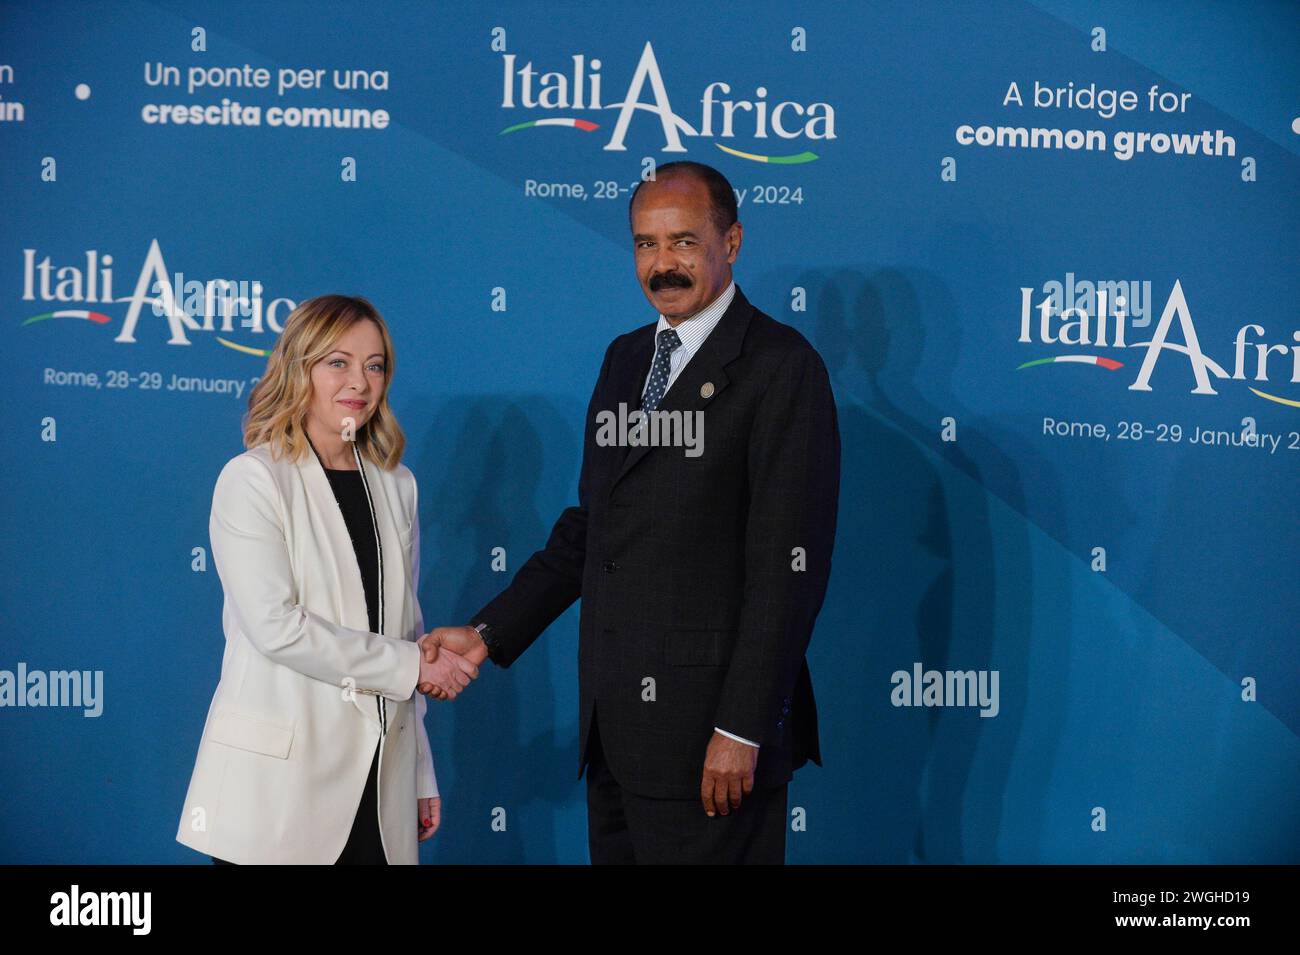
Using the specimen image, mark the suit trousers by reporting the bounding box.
[584,705,789,864]
[211,738,388,865]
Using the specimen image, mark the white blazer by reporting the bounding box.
[176,441,436,865]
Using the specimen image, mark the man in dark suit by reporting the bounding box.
[422,161,840,863]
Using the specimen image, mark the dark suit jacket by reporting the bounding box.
[473,284,840,799]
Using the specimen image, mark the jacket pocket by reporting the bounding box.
[207,709,295,759]
[663,629,738,667]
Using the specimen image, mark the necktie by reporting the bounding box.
[641,328,682,413]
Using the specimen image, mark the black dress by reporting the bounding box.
[213,462,388,865]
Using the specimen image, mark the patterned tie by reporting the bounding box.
[641,328,682,413]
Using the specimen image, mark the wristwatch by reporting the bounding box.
[472,620,498,660]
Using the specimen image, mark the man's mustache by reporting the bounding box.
[649,271,693,292]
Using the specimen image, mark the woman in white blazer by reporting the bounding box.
[176,294,478,865]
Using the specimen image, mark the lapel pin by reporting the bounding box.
[700,382,715,398]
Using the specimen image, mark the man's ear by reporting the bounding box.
[726,222,743,263]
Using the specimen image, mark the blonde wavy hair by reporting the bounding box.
[243,294,406,469]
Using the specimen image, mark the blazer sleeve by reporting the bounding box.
[711,344,841,746]
[209,453,421,703]
[414,692,438,799]
[469,339,616,667]
[407,471,439,799]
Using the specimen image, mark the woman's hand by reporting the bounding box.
[417,634,479,700]
[418,796,441,841]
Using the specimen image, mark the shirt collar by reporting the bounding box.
[653,279,736,349]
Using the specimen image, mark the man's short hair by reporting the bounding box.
[628,161,738,236]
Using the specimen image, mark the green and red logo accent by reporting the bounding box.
[497,117,819,163]
[1017,355,1125,371]
[20,308,271,357]
[1015,353,1300,407]
[21,309,112,327]
[499,117,601,135]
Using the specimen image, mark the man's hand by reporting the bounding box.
[417,635,478,700]
[701,731,758,817]
[421,625,490,668]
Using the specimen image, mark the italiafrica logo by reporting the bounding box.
[19,241,293,357]
[497,41,834,164]
[1016,279,1300,408]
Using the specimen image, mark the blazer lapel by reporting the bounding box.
[296,448,371,634]
[611,284,754,489]
[609,323,655,467]
[354,450,409,640]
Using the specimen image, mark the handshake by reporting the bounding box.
[415,626,490,701]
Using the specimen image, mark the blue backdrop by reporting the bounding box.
[2,0,1297,863]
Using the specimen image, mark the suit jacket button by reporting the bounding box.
[602,561,617,573]
[776,719,785,730]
